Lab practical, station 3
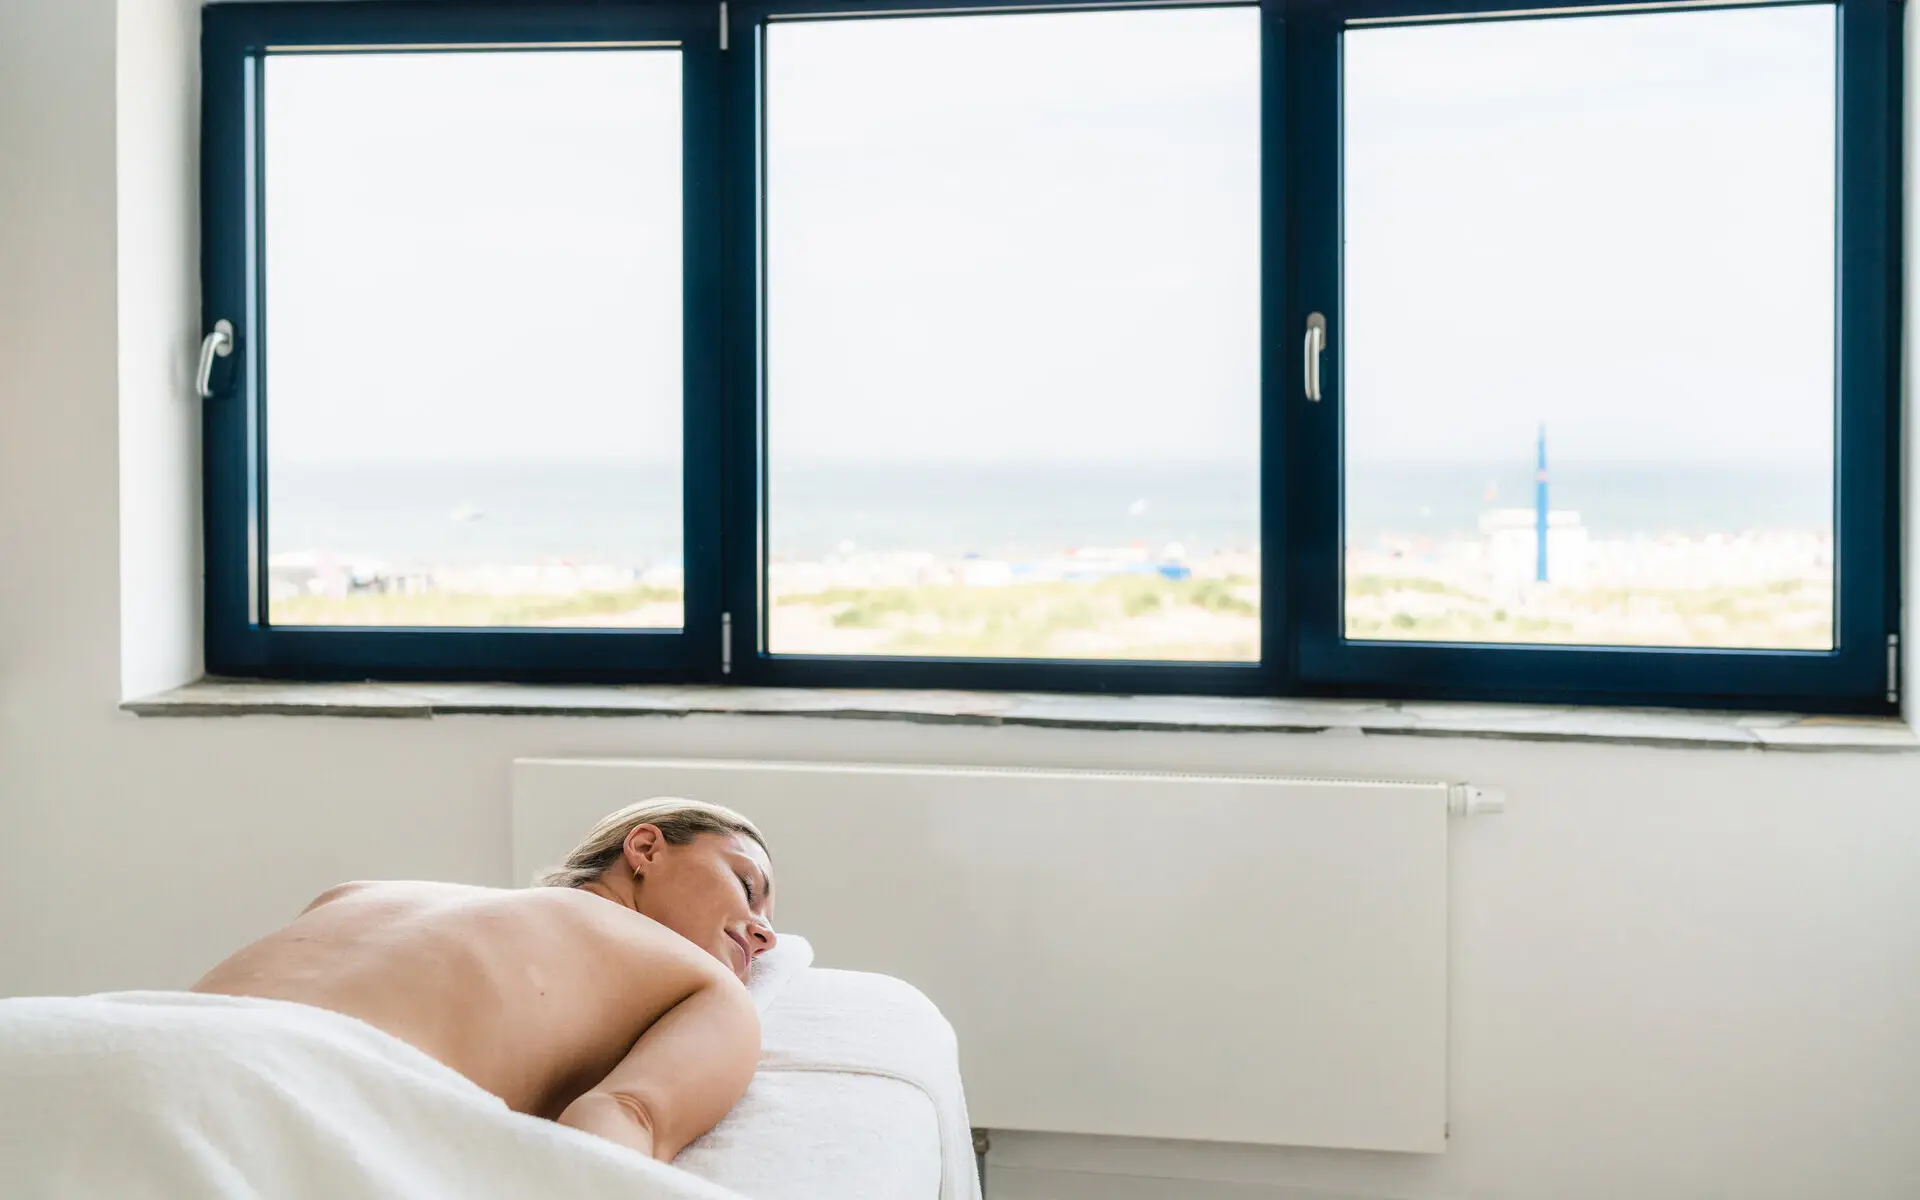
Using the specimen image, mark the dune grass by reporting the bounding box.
[1344,574,1832,650]
[775,574,1262,661]
[271,585,683,628]
[270,570,1827,654]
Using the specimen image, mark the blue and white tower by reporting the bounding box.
[1534,424,1549,583]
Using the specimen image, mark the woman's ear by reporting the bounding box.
[622,823,666,874]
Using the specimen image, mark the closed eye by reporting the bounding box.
[739,875,754,905]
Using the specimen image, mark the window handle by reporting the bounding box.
[1303,312,1326,402]
[196,320,234,399]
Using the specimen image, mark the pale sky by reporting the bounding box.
[263,3,1838,471]
[1344,5,1836,467]
[765,7,1261,465]
[265,50,685,468]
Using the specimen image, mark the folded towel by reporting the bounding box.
[681,967,982,1200]
[747,931,814,1014]
[0,990,747,1200]
[757,970,980,1200]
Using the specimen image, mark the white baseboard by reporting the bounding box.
[987,1165,1393,1200]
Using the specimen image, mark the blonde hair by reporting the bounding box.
[534,797,768,889]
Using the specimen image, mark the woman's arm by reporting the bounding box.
[557,970,759,1162]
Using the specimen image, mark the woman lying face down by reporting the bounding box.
[540,800,777,984]
[190,797,778,1163]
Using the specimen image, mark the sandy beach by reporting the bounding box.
[267,528,1831,656]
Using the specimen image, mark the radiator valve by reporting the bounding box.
[1448,784,1507,817]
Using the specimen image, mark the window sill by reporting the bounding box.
[122,679,1918,752]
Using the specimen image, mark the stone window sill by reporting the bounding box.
[122,679,1918,752]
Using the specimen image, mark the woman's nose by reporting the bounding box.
[748,920,777,955]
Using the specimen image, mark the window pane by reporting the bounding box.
[1343,8,1836,650]
[765,9,1261,662]
[264,51,684,629]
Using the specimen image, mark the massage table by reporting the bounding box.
[0,934,981,1199]
[681,935,982,1200]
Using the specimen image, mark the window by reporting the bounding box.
[265,49,687,632]
[201,0,1901,711]
[763,9,1261,664]
[1344,10,1836,652]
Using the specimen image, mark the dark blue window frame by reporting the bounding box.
[1284,0,1904,713]
[201,0,1903,712]
[719,0,1289,698]
[201,1,726,683]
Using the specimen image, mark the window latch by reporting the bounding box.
[196,320,234,399]
[1303,312,1326,402]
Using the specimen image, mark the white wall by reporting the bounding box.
[116,0,203,701]
[0,3,1917,1198]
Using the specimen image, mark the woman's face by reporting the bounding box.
[629,827,776,982]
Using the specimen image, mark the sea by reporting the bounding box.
[266,459,1835,567]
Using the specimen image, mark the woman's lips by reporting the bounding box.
[726,929,751,976]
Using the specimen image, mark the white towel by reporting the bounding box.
[758,970,981,1200]
[0,990,748,1200]
[746,931,813,1014]
[681,967,982,1200]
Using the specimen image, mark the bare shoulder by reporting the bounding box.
[294,881,737,992]
[299,879,498,914]
[301,880,378,913]
[532,888,741,989]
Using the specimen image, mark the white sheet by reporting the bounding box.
[0,990,746,1200]
[0,936,979,1200]
[746,930,815,1013]
[679,967,982,1200]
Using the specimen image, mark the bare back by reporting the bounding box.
[193,881,736,1121]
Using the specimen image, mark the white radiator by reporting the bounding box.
[513,759,1477,1154]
